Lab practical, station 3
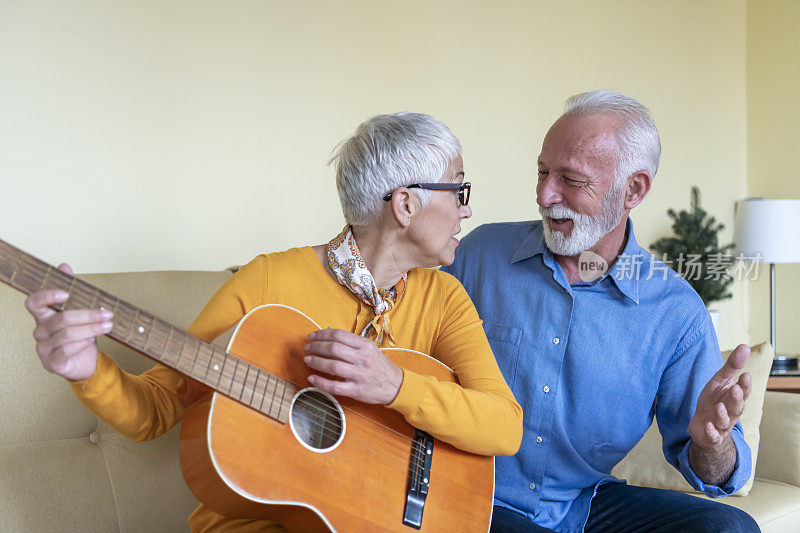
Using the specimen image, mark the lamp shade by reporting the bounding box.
[734,199,800,263]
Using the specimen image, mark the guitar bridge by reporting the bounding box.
[402,429,434,529]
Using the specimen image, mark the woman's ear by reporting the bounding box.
[391,188,416,227]
[623,170,652,210]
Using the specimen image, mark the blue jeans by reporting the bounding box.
[490,483,760,532]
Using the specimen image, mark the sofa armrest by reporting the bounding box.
[755,391,800,488]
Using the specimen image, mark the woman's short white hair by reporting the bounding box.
[330,112,462,226]
[563,89,661,185]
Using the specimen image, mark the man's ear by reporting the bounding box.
[391,188,417,227]
[623,170,652,210]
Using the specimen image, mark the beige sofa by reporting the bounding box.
[1,269,799,532]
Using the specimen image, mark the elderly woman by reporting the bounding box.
[24,113,522,531]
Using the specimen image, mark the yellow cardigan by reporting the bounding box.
[70,247,523,531]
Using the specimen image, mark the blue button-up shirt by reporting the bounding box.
[442,220,750,532]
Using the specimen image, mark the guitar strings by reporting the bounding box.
[25,259,411,443]
[4,248,431,479]
[14,257,435,472]
[14,262,434,478]
[1,241,404,447]
[16,263,431,470]
[13,256,439,471]
[6,252,444,481]
[271,387,432,470]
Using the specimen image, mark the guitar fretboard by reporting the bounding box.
[0,239,294,423]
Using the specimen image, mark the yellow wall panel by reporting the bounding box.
[746,0,800,355]
[0,1,749,349]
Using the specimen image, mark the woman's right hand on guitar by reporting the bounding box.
[24,263,113,381]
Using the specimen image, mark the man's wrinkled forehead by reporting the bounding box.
[547,113,622,144]
[539,114,622,168]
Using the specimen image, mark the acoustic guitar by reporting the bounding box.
[0,238,494,532]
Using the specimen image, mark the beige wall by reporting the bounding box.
[0,1,750,349]
[746,0,800,355]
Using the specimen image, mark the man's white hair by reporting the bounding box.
[563,89,661,185]
[330,112,462,226]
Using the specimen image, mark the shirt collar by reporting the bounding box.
[510,222,548,264]
[510,218,641,304]
[606,219,641,304]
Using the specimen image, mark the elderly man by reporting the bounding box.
[443,90,759,532]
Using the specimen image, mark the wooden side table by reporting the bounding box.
[767,376,800,394]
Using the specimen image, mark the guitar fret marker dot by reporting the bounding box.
[138,326,145,333]
[214,365,220,371]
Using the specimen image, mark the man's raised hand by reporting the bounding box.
[689,344,752,451]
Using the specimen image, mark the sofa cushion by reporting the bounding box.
[611,342,774,496]
[754,391,800,488]
[692,478,800,533]
[0,269,231,532]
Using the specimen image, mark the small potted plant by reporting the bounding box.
[650,186,734,336]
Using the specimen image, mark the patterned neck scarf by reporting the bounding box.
[326,226,406,347]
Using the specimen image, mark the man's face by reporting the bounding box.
[536,114,628,256]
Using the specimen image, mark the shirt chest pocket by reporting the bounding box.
[483,321,522,388]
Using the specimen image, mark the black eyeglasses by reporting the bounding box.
[383,182,471,206]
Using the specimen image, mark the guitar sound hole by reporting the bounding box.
[289,388,345,453]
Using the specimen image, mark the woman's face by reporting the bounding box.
[407,155,472,267]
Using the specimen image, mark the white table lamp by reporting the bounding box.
[734,198,800,374]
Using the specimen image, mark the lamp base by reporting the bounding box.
[771,355,800,375]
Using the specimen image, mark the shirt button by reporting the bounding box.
[536,436,543,443]
[543,385,550,393]
[529,483,536,490]
[89,431,101,444]
[553,337,560,345]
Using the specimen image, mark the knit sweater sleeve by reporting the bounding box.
[387,272,523,456]
[69,257,268,442]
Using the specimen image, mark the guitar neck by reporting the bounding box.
[0,238,293,423]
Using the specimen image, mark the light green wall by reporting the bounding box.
[0,1,750,349]
[746,0,800,355]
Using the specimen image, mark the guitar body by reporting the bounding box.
[179,305,494,532]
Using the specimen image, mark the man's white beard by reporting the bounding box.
[540,182,626,256]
